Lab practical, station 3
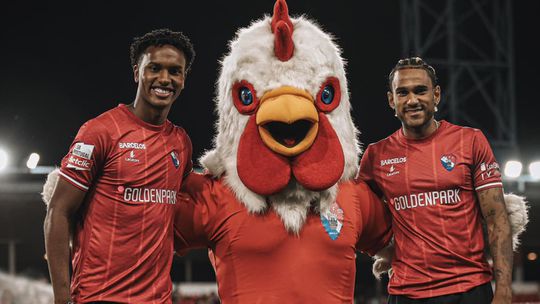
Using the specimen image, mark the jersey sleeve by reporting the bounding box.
[358,146,383,198]
[355,181,393,256]
[174,172,218,255]
[178,128,193,177]
[59,119,110,191]
[471,130,503,192]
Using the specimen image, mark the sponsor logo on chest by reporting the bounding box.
[390,188,461,211]
[118,142,146,150]
[125,150,140,163]
[118,185,177,205]
[381,156,406,177]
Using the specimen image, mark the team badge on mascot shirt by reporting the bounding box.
[321,202,344,240]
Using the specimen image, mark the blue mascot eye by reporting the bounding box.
[239,87,253,105]
[321,85,334,104]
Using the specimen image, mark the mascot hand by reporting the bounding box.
[42,168,60,206]
[372,238,394,280]
[503,193,529,251]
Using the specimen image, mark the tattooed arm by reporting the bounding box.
[478,187,513,304]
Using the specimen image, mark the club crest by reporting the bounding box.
[440,154,456,171]
[320,201,344,240]
[170,151,180,169]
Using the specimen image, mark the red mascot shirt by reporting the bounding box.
[175,174,392,303]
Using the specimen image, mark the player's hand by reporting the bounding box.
[491,289,512,304]
[54,297,74,304]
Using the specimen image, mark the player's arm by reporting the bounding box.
[44,178,86,304]
[477,187,513,304]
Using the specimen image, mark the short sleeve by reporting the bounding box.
[183,134,194,177]
[355,181,393,256]
[358,146,383,197]
[174,172,218,255]
[471,130,503,192]
[59,119,110,191]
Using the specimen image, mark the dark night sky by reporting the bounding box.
[0,1,539,169]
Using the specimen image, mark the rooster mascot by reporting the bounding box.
[173,0,392,302]
[42,0,528,303]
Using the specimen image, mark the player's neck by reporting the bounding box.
[129,101,170,125]
[402,119,439,139]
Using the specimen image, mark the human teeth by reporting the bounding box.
[154,88,172,94]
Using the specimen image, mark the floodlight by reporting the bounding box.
[529,161,540,180]
[0,148,8,171]
[504,160,522,178]
[26,153,40,169]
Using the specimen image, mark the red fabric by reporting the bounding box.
[273,21,294,61]
[60,104,192,303]
[359,120,502,299]
[271,0,294,61]
[237,116,291,195]
[292,113,344,190]
[175,174,392,303]
[271,0,293,32]
[237,113,344,195]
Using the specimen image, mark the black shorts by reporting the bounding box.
[387,282,493,304]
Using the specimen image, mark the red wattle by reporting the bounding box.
[237,116,291,196]
[291,114,344,191]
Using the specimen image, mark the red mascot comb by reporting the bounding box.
[271,0,294,61]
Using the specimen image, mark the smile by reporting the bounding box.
[152,87,175,98]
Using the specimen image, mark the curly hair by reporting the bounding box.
[388,57,437,91]
[130,28,196,73]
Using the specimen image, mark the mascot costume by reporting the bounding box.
[173,0,392,302]
[42,0,528,302]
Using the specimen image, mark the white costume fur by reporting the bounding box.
[199,15,360,233]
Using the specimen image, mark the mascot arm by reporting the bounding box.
[174,172,219,255]
[355,181,393,256]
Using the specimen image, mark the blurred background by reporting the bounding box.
[0,1,538,303]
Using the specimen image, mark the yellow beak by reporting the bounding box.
[256,86,319,157]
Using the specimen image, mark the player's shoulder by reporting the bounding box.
[170,123,189,137]
[442,120,483,138]
[83,105,123,129]
[365,129,399,151]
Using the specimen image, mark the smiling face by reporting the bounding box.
[388,68,441,137]
[133,44,186,110]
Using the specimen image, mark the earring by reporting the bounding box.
[435,105,438,112]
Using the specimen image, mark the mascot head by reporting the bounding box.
[201,0,361,233]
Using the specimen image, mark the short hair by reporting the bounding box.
[130,28,196,73]
[388,56,437,91]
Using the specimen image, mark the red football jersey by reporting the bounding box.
[174,173,392,303]
[359,120,502,299]
[59,104,192,303]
